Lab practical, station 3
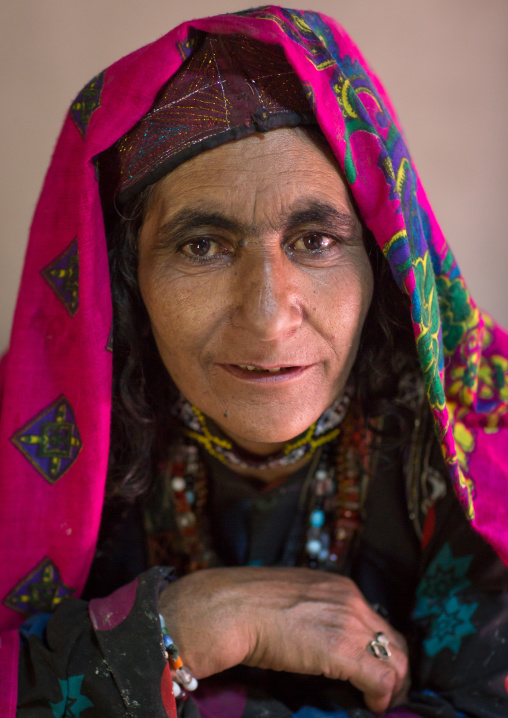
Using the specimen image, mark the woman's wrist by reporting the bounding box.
[159,612,198,698]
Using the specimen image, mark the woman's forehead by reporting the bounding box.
[150,127,359,229]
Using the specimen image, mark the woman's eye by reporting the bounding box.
[292,234,336,252]
[180,238,218,257]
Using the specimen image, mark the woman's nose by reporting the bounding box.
[231,254,303,341]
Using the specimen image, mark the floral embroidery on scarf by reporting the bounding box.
[448,341,481,409]
[478,355,508,436]
[382,230,412,289]
[330,68,384,185]
[446,401,476,517]
[412,253,445,411]
[436,251,480,357]
[414,543,478,657]
[452,415,475,473]
[3,557,74,616]
[475,315,508,429]
[237,7,321,51]
[10,395,82,484]
[70,70,105,138]
[40,237,79,317]
[49,675,94,717]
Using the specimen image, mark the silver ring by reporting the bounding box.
[366,631,391,660]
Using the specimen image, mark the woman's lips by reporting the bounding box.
[218,363,312,382]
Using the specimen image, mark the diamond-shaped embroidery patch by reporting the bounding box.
[11,395,82,484]
[70,70,105,137]
[41,237,79,316]
[177,32,199,60]
[3,557,74,617]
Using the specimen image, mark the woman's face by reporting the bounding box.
[138,127,373,454]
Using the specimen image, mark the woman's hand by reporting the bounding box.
[159,567,409,713]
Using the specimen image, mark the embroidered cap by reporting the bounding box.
[101,33,316,205]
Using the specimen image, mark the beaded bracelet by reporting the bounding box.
[159,614,198,698]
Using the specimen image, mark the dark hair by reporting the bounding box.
[104,153,418,503]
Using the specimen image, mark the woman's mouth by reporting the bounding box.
[219,363,312,382]
[238,365,294,373]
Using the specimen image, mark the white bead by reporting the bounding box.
[171,477,186,492]
[172,681,181,698]
[186,677,198,691]
[315,469,328,480]
[306,539,322,556]
[177,512,196,528]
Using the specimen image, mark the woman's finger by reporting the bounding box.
[350,638,409,713]
[320,623,409,710]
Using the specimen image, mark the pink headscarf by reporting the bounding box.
[2,7,508,714]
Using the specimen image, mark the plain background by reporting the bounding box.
[1,0,507,353]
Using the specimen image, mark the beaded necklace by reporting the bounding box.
[145,400,370,576]
[172,393,351,471]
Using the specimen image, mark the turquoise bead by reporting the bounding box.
[310,509,325,528]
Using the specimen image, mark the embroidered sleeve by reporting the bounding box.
[17,567,176,718]
[405,473,508,716]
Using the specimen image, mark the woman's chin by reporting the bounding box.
[216,416,317,456]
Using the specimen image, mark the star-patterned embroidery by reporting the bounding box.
[50,675,94,717]
[11,395,82,484]
[423,596,478,657]
[41,238,79,317]
[413,543,478,657]
[414,542,473,617]
[70,70,105,137]
[3,557,74,617]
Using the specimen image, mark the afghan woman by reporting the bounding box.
[2,7,508,718]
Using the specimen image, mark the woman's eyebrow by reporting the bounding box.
[154,200,358,249]
[284,201,359,235]
[155,208,245,248]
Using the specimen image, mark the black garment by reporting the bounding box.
[17,429,508,717]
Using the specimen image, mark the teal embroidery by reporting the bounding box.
[50,675,94,717]
[415,542,472,616]
[423,596,478,657]
[414,543,478,657]
[294,708,348,718]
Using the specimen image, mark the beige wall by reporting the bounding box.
[1,0,507,353]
